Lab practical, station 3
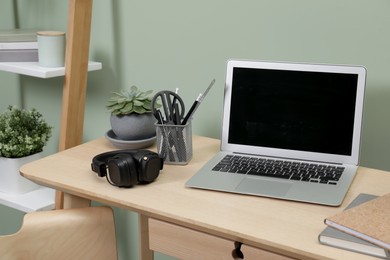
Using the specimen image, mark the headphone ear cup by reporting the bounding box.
[107,154,138,187]
[132,150,163,183]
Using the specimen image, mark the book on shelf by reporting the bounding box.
[0,49,38,62]
[0,29,39,62]
[324,193,390,257]
[320,194,390,259]
[0,41,38,50]
[0,29,38,42]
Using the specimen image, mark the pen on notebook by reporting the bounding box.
[181,79,215,125]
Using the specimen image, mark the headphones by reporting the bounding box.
[91,149,163,188]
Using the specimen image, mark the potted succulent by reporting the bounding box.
[0,106,53,194]
[106,86,157,140]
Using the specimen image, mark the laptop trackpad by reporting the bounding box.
[235,178,292,197]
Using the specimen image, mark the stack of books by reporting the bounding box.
[0,29,39,62]
[320,193,390,259]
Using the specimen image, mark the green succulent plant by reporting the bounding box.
[0,106,53,158]
[106,86,155,115]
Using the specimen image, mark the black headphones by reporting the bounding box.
[91,149,163,188]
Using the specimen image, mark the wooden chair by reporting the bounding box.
[0,206,117,260]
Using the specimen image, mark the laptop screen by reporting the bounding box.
[222,60,366,165]
[229,67,358,155]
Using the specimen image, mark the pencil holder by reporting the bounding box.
[156,122,192,165]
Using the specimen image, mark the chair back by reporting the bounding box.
[0,206,117,260]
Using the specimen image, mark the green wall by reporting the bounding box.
[1,0,389,259]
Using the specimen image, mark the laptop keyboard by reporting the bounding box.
[212,155,345,185]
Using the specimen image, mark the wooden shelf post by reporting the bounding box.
[56,0,93,209]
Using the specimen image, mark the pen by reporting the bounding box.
[181,94,201,125]
[181,79,215,125]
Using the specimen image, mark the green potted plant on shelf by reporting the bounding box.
[0,105,53,194]
[106,86,157,140]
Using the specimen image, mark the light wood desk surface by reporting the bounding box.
[21,135,390,260]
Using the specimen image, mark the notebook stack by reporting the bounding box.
[322,193,390,259]
[0,29,38,62]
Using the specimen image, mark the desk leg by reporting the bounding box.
[139,214,154,260]
[62,193,91,209]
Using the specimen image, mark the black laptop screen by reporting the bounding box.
[228,67,358,156]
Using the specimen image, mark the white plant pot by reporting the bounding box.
[0,152,42,194]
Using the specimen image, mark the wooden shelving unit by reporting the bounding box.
[0,0,97,212]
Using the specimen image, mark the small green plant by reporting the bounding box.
[106,86,155,115]
[0,106,53,158]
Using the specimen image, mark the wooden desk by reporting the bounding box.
[21,136,390,260]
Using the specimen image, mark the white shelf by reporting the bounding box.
[0,187,55,212]
[0,61,102,78]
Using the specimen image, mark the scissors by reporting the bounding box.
[151,90,185,125]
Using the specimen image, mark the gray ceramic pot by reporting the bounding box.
[110,113,156,140]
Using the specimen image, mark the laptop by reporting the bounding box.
[186,59,366,206]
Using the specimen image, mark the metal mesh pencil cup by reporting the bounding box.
[156,122,192,165]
